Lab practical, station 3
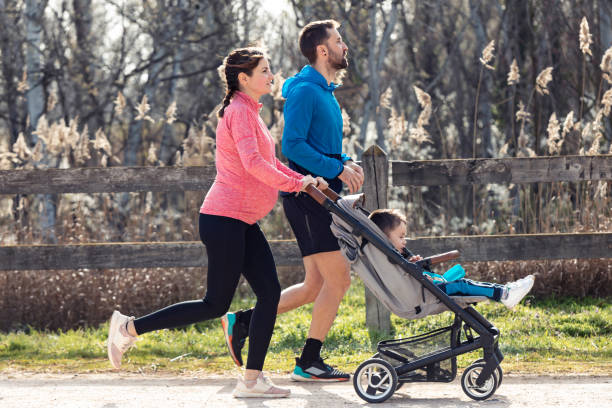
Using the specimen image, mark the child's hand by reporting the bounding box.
[409,255,423,262]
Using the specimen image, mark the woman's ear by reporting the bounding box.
[238,72,249,85]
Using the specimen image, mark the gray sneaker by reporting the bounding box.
[501,275,535,309]
[233,373,290,398]
[107,310,137,369]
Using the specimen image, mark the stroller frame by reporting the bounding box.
[305,186,504,403]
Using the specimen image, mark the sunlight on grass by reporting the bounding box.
[1,280,610,375]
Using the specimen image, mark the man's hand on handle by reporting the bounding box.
[339,161,364,194]
[346,161,364,179]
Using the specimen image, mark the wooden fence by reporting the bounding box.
[1,146,611,331]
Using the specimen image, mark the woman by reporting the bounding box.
[107,47,322,398]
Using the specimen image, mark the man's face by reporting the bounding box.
[325,28,348,69]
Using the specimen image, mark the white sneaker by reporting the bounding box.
[501,275,535,309]
[233,373,290,398]
[107,310,137,369]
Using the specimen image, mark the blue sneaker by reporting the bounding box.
[290,357,350,382]
[220,312,248,367]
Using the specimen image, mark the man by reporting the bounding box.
[221,20,364,381]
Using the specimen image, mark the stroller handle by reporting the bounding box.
[305,184,340,204]
[424,250,460,265]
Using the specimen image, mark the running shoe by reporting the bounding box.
[233,373,290,398]
[290,357,350,382]
[107,310,137,369]
[501,275,535,309]
[221,312,248,367]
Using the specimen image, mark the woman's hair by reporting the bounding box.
[217,47,266,118]
[369,209,406,235]
[298,19,340,64]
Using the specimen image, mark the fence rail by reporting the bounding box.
[0,166,216,194]
[0,241,302,270]
[392,154,612,186]
[2,155,610,194]
[2,232,608,271]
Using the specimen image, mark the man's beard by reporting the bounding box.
[329,49,348,70]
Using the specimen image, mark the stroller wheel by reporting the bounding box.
[472,358,503,387]
[353,358,398,403]
[371,352,404,392]
[461,362,498,401]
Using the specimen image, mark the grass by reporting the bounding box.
[1,280,610,375]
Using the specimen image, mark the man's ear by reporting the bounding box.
[317,44,328,59]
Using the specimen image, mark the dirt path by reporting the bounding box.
[1,372,611,407]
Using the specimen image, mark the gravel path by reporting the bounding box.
[1,372,611,407]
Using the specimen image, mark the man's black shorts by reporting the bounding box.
[282,192,340,257]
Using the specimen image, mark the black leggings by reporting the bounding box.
[133,213,281,370]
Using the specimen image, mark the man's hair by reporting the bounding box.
[298,19,340,64]
[369,209,406,235]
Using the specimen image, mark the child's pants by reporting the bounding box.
[436,278,505,301]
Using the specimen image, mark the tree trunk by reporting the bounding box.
[600,0,612,55]
[24,0,57,244]
[470,0,492,158]
[361,0,398,152]
[159,52,181,165]
[0,0,21,145]
[24,0,46,139]
[72,0,103,135]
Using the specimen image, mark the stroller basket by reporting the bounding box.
[377,325,458,383]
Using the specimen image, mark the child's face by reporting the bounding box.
[387,221,407,252]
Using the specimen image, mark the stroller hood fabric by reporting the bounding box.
[330,194,487,319]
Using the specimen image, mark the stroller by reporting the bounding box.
[305,186,504,403]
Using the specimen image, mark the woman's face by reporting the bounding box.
[387,221,407,252]
[240,57,274,99]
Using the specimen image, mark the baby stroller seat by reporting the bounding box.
[305,187,504,403]
[329,193,490,319]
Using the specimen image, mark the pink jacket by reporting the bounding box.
[200,91,303,224]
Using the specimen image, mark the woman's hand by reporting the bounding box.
[315,177,329,190]
[300,175,317,191]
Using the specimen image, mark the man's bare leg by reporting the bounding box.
[276,256,323,314]
[287,250,351,381]
[304,250,350,340]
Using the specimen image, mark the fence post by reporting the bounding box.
[361,145,391,334]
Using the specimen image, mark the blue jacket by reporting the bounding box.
[281,65,352,184]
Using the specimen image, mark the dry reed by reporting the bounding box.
[507,59,520,86]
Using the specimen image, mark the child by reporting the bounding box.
[368,209,534,309]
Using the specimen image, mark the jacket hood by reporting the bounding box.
[282,65,339,98]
